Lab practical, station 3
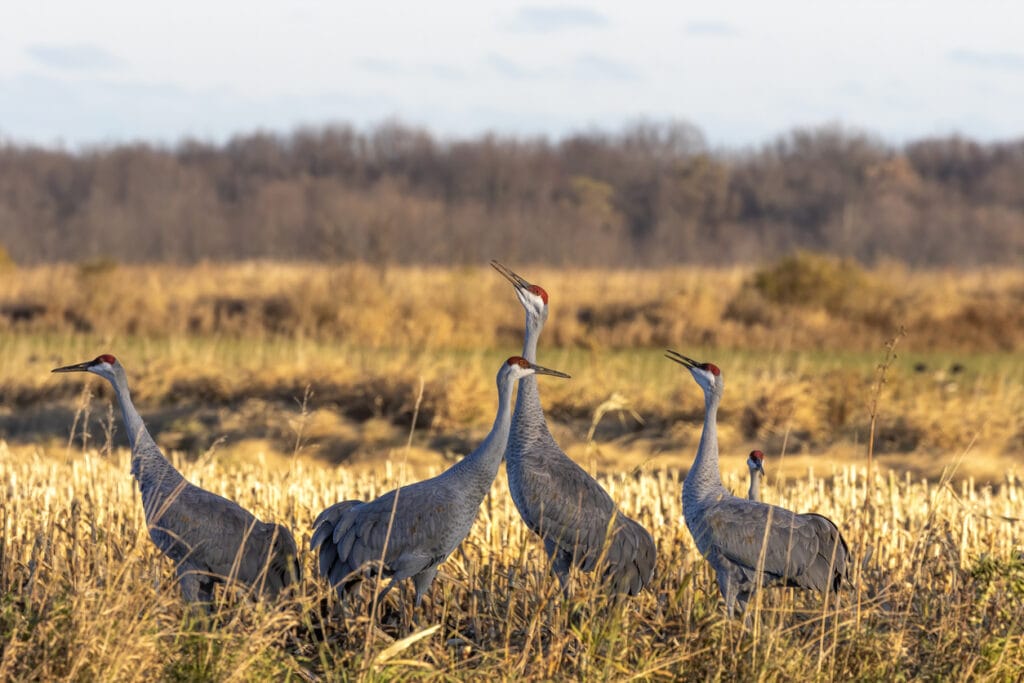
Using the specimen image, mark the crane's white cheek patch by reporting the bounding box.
[516,290,543,314]
[690,369,715,389]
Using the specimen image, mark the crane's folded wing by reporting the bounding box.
[704,498,842,591]
[328,480,465,579]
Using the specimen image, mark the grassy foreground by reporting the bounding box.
[1,259,1023,679]
[0,442,1021,680]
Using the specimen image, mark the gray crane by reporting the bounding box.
[311,356,570,608]
[491,261,656,596]
[747,450,765,501]
[665,350,849,617]
[52,354,299,606]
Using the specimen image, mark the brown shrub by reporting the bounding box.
[751,250,869,313]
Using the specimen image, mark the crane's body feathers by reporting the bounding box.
[312,474,485,604]
[145,479,298,596]
[506,411,656,595]
[52,356,299,605]
[311,357,562,606]
[668,350,849,617]
[690,495,848,613]
[494,261,656,596]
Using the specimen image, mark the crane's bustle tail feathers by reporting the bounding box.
[311,500,362,597]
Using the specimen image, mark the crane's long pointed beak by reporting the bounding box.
[52,360,94,373]
[490,260,532,293]
[665,349,700,370]
[751,460,765,475]
[529,361,571,379]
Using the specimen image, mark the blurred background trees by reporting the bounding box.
[1,120,1022,266]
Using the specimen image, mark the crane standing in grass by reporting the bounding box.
[311,356,570,608]
[491,261,656,596]
[665,350,849,617]
[52,354,299,606]
[747,450,765,502]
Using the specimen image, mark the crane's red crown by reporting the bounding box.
[97,354,117,365]
[703,362,720,376]
[528,284,548,305]
[749,450,764,461]
[506,356,530,368]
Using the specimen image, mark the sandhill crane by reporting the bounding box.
[311,356,570,608]
[491,261,656,596]
[665,350,849,617]
[747,450,765,501]
[52,354,299,606]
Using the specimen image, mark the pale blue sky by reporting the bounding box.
[1,1,1021,148]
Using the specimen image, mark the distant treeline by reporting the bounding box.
[1,121,1023,266]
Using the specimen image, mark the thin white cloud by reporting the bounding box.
[684,21,738,37]
[506,5,608,33]
[427,64,468,81]
[0,74,396,146]
[486,54,542,80]
[355,58,403,75]
[26,44,124,70]
[355,58,468,81]
[486,53,639,82]
[948,48,1024,71]
[572,54,640,82]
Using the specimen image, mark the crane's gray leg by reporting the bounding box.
[177,565,199,602]
[737,591,754,628]
[709,548,759,621]
[553,550,572,597]
[373,575,400,609]
[412,566,438,608]
[543,539,571,597]
[711,556,740,619]
[396,566,438,630]
[177,564,215,614]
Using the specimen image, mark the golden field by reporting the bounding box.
[1,445,1022,680]
[0,257,1023,680]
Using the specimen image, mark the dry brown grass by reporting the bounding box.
[0,440,1021,680]
[3,337,1020,484]
[1,258,1023,352]
[1,259,1023,679]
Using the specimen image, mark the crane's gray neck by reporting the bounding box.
[108,367,182,492]
[521,319,540,362]
[684,392,726,505]
[110,369,155,454]
[453,372,516,488]
[748,469,761,502]
[510,315,549,448]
